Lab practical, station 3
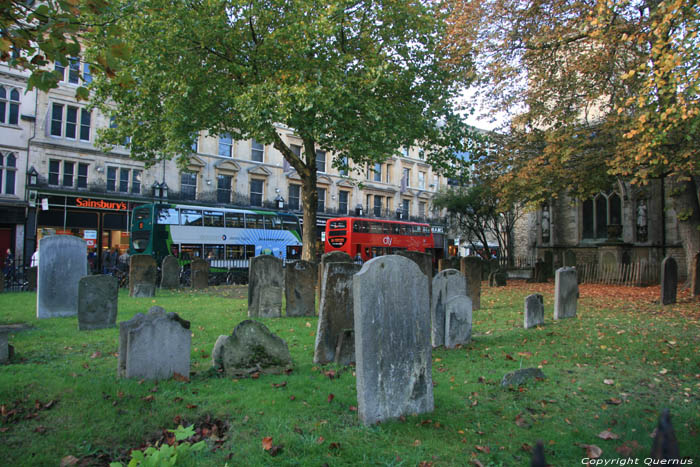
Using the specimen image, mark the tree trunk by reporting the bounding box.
[669,177,700,285]
[300,170,319,262]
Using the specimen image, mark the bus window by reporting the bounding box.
[279,214,301,233]
[156,207,179,224]
[181,209,203,226]
[329,220,346,229]
[204,245,224,259]
[246,214,263,230]
[245,245,255,258]
[180,244,203,259]
[391,223,401,234]
[225,212,244,228]
[369,222,383,234]
[133,207,152,222]
[382,222,392,234]
[226,244,245,259]
[267,216,282,230]
[203,211,224,227]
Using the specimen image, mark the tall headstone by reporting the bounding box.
[190,258,209,289]
[118,306,191,380]
[431,269,467,347]
[160,255,180,289]
[129,254,157,297]
[553,267,578,319]
[285,260,317,317]
[314,262,361,364]
[354,255,433,425]
[660,256,678,305]
[248,255,283,318]
[397,250,433,303]
[78,275,118,330]
[444,295,472,349]
[27,266,37,291]
[524,293,544,329]
[460,256,482,310]
[692,253,700,298]
[318,251,352,299]
[37,235,87,318]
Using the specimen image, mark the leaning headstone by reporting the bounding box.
[431,269,467,347]
[37,235,87,318]
[191,258,209,289]
[248,255,284,318]
[118,306,191,380]
[318,251,352,298]
[78,275,118,330]
[314,262,361,364]
[444,295,472,349]
[129,254,157,297]
[524,294,544,329]
[27,266,37,291]
[354,255,433,425]
[285,260,317,317]
[692,253,700,298]
[660,256,678,305]
[460,256,482,310]
[160,255,180,289]
[211,319,292,378]
[553,267,578,319]
[501,368,546,387]
[397,250,433,302]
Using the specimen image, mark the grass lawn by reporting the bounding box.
[0,281,698,466]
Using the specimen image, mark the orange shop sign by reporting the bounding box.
[75,198,128,211]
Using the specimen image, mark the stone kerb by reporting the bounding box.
[318,251,352,299]
[660,256,678,305]
[354,255,433,425]
[444,295,472,349]
[524,294,545,329]
[314,262,361,364]
[553,267,578,320]
[118,306,191,380]
[285,260,317,317]
[248,255,284,318]
[191,258,209,289]
[129,254,157,297]
[37,235,87,319]
[431,269,467,347]
[460,256,482,310]
[78,275,118,330]
[160,255,180,289]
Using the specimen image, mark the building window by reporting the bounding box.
[338,190,349,214]
[0,152,17,194]
[401,147,409,157]
[402,199,410,217]
[339,156,348,176]
[181,172,197,200]
[50,103,90,141]
[402,168,410,188]
[109,117,131,146]
[288,185,300,210]
[217,174,232,203]
[316,150,326,172]
[62,161,74,187]
[119,168,129,192]
[68,59,80,84]
[48,159,82,188]
[373,163,382,182]
[419,201,426,217]
[218,133,233,157]
[0,87,20,125]
[107,167,140,193]
[250,179,263,207]
[418,171,425,190]
[191,134,198,153]
[582,192,622,240]
[55,58,88,84]
[77,163,88,189]
[107,166,117,191]
[49,160,60,185]
[317,187,326,212]
[251,140,264,162]
[132,169,141,194]
[373,195,383,217]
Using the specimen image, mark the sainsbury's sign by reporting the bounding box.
[74,198,128,211]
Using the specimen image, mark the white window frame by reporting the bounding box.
[0,86,20,126]
[0,152,17,195]
[50,102,91,141]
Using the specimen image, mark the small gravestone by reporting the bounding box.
[248,255,284,318]
[501,368,546,387]
[334,329,355,366]
[191,258,209,289]
[524,294,544,329]
[553,267,578,319]
[129,254,157,297]
[160,255,180,289]
[533,259,547,283]
[397,250,433,302]
[431,269,467,347]
[460,256,482,310]
[661,256,678,305]
[78,275,118,330]
[354,255,433,425]
[118,306,191,380]
[37,235,87,318]
[692,253,700,298]
[285,260,317,317]
[211,319,292,377]
[314,262,361,364]
[27,266,37,291]
[318,251,352,298]
[444,295,472,349]
[494,271,507,287]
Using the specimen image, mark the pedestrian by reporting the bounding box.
[3,248,14,279]
[354,252,363,265]
[118,249,130,272]
[30,248,39,268]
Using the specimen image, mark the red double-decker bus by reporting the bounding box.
[324,217,434,262]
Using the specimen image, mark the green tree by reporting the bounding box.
[445,0,700,279]
[86,0,474,261]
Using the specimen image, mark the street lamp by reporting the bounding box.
[152,181,169,199]
[275,194,284,210]
[355,204,363,216]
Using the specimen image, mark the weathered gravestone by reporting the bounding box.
[524,294,545,329]
[318,251,352,299]
[78,275,118,330]
[533,259,548,283]
[0,329,9,364]
[27,266,37,291]
[314,262,361,364]
[334,329,355,366]
[285,260,317,317]
[661,256,678,305]
[397,250,433,303]
[191,258,209,289]
[160,255,180,289]
[431,269,467,347]
[118,306,191,380]
[129,254,157,298]
[248,255,284,318]
[501,367,546,387]
[460,256,482,310]
[692,253,700,298]
[354,255,433,425]
[37,235,87,318]
[493,271,507,287]
[553,267,578,320]
[444,295,472,349]
[212,319,292,378]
